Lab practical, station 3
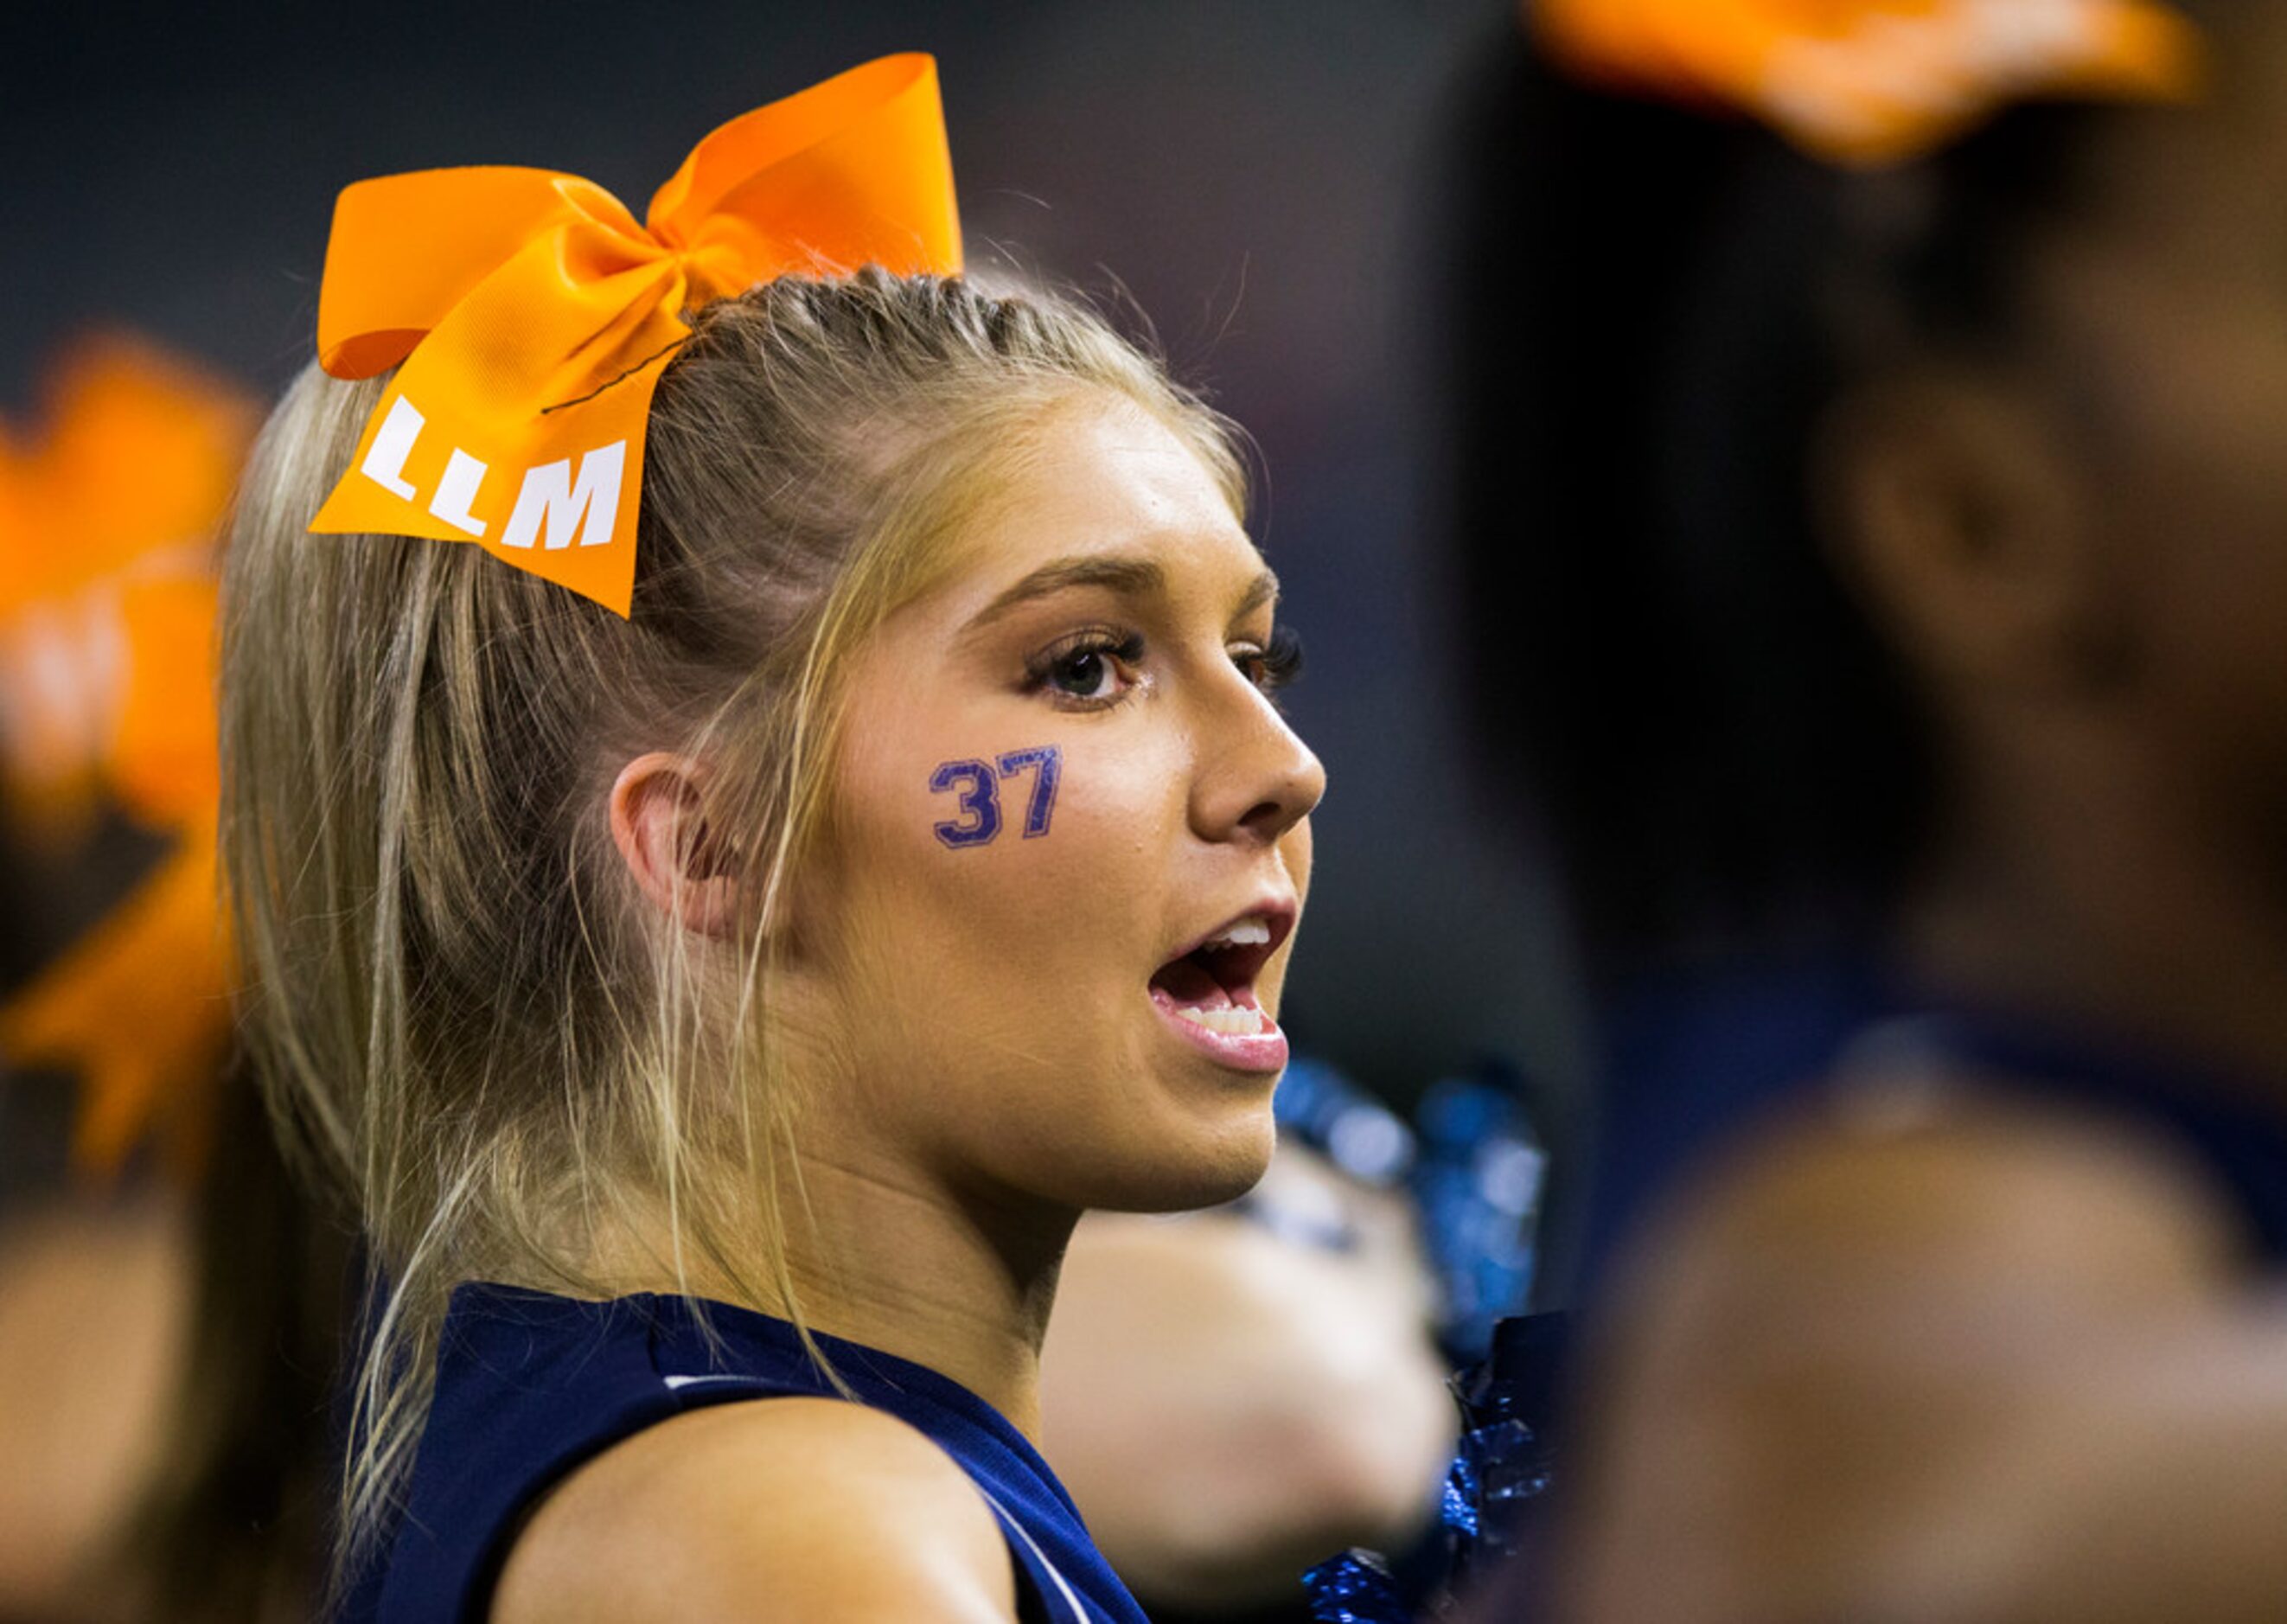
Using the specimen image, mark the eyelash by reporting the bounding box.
[1025,628,1147,711]
[1022,624,1305,712]
[1236,627,1306,699]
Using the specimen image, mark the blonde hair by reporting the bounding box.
[217,269,1243,1587]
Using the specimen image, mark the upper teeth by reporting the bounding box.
[1174,1005,1268,1036]
[1201,917,1272,951]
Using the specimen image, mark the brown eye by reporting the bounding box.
[1051,647,1118,700]
[1026,630,1146,709]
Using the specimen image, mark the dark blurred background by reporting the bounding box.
[0,0,1583,1122]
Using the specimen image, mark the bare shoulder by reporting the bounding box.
[1614,1077,2245,1327]
[1584,1074,2253,1440]
[490,1396,1019,1624]
[1562,1079,2258,1621]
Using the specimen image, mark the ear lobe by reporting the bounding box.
[1817,368,2117,697]
[610,752,741,938]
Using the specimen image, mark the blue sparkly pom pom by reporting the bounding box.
[1301,1550,1414,1624]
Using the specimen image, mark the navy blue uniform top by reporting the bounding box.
[339,1283,1150,1624]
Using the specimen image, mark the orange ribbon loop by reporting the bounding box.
[1536,0,2204,167]
[309,54,964,615]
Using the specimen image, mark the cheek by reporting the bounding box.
[2068,278,2287,725]
[834,731,1187,1014]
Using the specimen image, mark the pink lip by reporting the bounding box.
[1147,984,1291,1074]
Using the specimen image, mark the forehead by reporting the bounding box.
[924,397,1260,616]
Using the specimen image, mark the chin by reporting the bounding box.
[1093,1109,1278,1215]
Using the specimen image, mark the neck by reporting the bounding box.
[1906,709,2287,1096]
[578,1148,1070,1436]
[770,1142,1071,1439]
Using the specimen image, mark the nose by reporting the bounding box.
[1189,678,1326,847]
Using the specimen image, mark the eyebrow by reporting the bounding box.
[961,554,1281,635]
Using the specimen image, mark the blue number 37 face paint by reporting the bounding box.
[930,745,1063,849]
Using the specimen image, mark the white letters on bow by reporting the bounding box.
[356,394,625,551]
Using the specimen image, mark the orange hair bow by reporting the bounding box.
[0,338,245,840]
[0,338,251,1182]
[1535,0,2204,166]
[310,53,964,616]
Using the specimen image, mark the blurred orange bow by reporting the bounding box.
[1535,0,2204,165]
[310,53,964,616]
[0,338,252,1181]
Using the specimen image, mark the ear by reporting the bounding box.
[1817,366,2124,699]
[609,753,741,939]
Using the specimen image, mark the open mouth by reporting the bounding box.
[1147,907,1295,1053]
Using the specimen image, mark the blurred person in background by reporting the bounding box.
[1442,0,2287,1617]
[0,338,347,1624]
[1046,1125,1457,1621]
